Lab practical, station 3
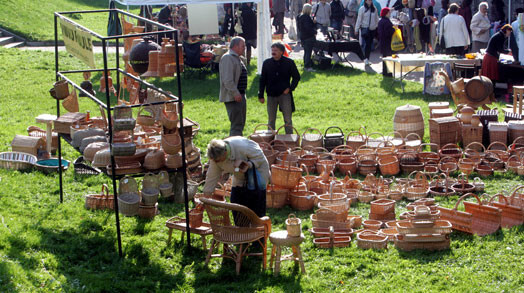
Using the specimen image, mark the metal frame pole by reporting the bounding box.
[102,39,123,257]
[54,14,64,204]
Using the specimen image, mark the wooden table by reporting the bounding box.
[383,54,482,92]
[35,114,57,154]
[165,217,212,249]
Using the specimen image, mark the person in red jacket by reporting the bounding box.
[377,7,395,77]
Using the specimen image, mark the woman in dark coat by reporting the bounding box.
[459,0,473,35]
[298,3,317,71]
[377,7,395,76]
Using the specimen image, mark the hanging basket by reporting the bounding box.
[136,107,155,126]
[160,103,179,130]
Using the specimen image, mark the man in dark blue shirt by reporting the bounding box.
[258,43,301,134]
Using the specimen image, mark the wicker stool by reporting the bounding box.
[513,86,524,115]
[269,230,306,276]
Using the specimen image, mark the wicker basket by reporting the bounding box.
[438,193,501,236]
[486,142,510,162]
[0,152,36,171]
[358,190,375,203]
[365,132,386,149]
[313,235,352,248]
[118,193,140,216]
[266,184,289,208]
[286,214,302,237]
[275,125,301,148]
[249,124,276,145]
[475,161,493,177]
[289,190,316,210]
[137,107,155,126]
[160,103,179,130]
[417,143,440,163]
[488,122,508,145]
[301,128,324,149]
[271,155,302,189]
[363,219,383,230]
[310,213,352,229]
[370,199,396,215]
[458,158,475,175]
[161,130,182,155]
[438,156,458,173]
[438,143,463,160]
[85,184,114,210]
[143,149,165,170]
[378,156,400,176]
[488,193,524,228]
[346,127,367,150]
[259,142,278,165]
[507,155,522,173]
[356,232,388,249]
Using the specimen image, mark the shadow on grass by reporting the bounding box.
[378,74,452,104]
[0,261,17,292]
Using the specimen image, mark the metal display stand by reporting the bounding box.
[54,9,192,257]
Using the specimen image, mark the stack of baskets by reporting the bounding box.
[139,173,159,219]
[118,176,140,216]
[395,205,452,251]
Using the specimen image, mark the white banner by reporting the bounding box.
[187,4,219,35]
[59,18,95,68]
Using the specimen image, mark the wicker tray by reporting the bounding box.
[309,227,353,238]
[396,220,452,235]
[395,237,450,251]
[313,236,352,248]
[356,232,388,249]
[0,152,36,171]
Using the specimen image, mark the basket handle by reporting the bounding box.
[441,143,461,151]
[302,127,323,139]
[405,132,421,142]
[453,192,482,211]
[387,131,404,141]
[312,147,329,154]
[276,124,300,137]
[488,193,510,205]
[324,126,345,137]
[465,142,486,153]
[300,164,310,177]
[513,136,524,146]
[288,213,297,220]
[253,123,275,134]
[418,143,437,153]
[487,141,509,152]
[346,130,366,142]
[270,139,288,148]
[101,184,110,197]
[509,185,524,205]
[507,155,520,165]
[332,145,354,155]
[367,132,385,141]
[259,141,274,152]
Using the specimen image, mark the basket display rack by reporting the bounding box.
[54,9,192,257]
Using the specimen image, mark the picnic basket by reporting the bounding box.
[85,184,114,210]
[275,125,300,148]
[324,126,345,151]
[249,124,275,145]
[301,128,324,149]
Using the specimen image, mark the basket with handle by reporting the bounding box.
[286,214,302,237]
[509,185,524,209]
[338,156,357,176]
[270,139,290,153]
[385,131,405,148]
[266,184,289,208]
[275,124,301,148]
[378,155,400,176]
[85,184,114,210]
[475,159,494,177]
[404,133,422,149]
[331,145,354,162]
[301,127,324,149]
[450,173,475,195]
[370,199,396,215]
[438,143,463,161]
[428,173,455,197]
[438,193,501,236]
[297,150,319,174]
[417,143,440,164]
[488,193,524,228]
[161,129,182,155]
[249,124,276,145]
[458,157,476,175]
[118,192,140,216]
[323,126,345,151]
[289,186,316,210]
[346,126,367,150]
[399,152,424,174]
[486,141,510,162]
[259,142,279,165]
[507,155,522,173]
[314,208,348,223]
[375,140,396,160]
[464,142,486,165]
[160,103,179,130]
[366,132,386,149]
[136,107,155,126]
[438,156,458,173]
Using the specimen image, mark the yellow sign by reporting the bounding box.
[59,17,95,68]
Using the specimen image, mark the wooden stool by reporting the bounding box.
[513,86,524,115]
[269,231,306,276]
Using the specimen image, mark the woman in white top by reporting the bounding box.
[355,0,379,65]
[470,2,491,53]
[439,3,470,55]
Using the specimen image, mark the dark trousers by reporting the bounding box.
[330,19,343,31]
[361,29,375,59]
[274,12,285,34]
[267,93,293,134]
[230,186,267,225]
[302,37,316,68]
[224,94,246,137]
[446,46,465,56]
[382,53,392,76]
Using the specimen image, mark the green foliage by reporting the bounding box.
[0,47,523,292]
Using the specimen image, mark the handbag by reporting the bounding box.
[391,26,405,51]
[107,0,122,37]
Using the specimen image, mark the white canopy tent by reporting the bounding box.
[113,0,272,74]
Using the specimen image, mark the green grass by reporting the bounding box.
[0,0,137,42]
[1,47,524,292]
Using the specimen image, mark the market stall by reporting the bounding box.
[113,0,272,75]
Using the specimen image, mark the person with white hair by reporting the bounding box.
[203,137,270,217]
[470,2,491,53]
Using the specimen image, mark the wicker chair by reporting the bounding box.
[200,198,272,275]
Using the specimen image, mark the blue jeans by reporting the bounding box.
[361,29,375,59]
[330,19,342,31]
[302,37,316,68]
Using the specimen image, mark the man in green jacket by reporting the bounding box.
[219,37,248,137]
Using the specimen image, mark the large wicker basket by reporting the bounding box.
[85,184,114,210]
[266,184,289,208]
[356,232,388,249]
[118,193,140,216]
[271,155,302,189]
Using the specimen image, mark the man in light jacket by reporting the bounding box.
[219,37,248,137]
[439,3,470,55]
[313,0,331,34]
[470,2,491,53]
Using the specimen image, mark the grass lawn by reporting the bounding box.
[1,47,524,292]
[0,0,137,42]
